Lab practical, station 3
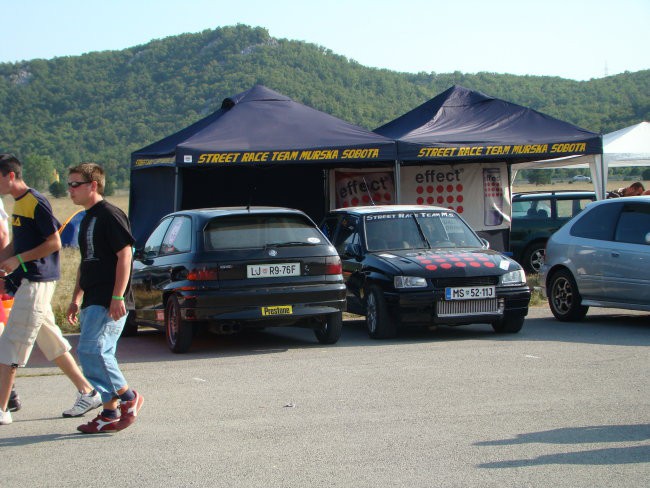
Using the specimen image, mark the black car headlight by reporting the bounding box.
[394,276,428,289]
[499,269,527,286]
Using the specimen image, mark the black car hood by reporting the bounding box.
[368,248,519,277]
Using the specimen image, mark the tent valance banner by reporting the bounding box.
[375,85,602,164]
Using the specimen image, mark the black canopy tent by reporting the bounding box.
[374,85,603,250]
[130,85,397,244]
[375,85,602,164]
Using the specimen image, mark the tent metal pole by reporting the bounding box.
[394,160,401,203]
[174,166,180,211]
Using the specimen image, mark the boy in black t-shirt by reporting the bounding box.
[65,162,143,433]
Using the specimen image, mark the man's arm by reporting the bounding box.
[0,231,61,274]
[108,245,133,321]
[66,266,83,325]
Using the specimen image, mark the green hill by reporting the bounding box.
[1,24,648,189]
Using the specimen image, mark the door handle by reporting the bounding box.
[611,251,620,258]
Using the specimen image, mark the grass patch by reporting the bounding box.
[527,272,545,306]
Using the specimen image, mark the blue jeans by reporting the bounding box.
[78,306,127,403]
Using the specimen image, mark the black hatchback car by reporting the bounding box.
[126,207,346,353]
[322,206,531,338]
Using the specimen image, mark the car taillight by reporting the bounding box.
[187,267,219,281]
[325,256,342,275]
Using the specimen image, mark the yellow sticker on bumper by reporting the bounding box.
[261,305,293,316]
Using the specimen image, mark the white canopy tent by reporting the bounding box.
[512,121,650,199]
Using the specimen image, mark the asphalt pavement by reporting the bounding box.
[1,306,648,487]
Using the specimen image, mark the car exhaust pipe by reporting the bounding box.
[208,323,241,335]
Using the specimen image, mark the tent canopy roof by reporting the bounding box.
[375,85,602,163]
[603,121,650,165]
[132,85,396,168]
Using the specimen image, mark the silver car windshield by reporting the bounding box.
[364,211,483,251]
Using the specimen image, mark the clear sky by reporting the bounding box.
[1,0,648,81]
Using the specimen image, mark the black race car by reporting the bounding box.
[322,206,531,338]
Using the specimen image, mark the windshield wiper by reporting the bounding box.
[264,241,314,248]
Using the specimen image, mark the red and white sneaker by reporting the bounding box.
[77,414,119,434]
[115,390,144,431]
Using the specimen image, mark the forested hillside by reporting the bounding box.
[1,24,648,189]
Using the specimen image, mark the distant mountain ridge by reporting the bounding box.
[0,24,648,188]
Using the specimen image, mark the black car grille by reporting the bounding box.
[432,276,499,288]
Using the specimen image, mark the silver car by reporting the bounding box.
[541,196,650,320]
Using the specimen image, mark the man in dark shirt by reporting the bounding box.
[66,162,143,433]
[606,181,645,198]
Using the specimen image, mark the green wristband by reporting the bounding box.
[16,254,28,272]
[111,295,125,301]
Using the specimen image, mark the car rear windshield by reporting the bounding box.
[204,214,324,250]
[364,211,483,250]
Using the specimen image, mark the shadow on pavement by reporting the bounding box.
[0,432,111,447]
[476,424,650,467]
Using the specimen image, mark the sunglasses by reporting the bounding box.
[67,181,92,188]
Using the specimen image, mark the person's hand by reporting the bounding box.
[0,256,18,275]
[109,298,127,322]
[66,302,80,326]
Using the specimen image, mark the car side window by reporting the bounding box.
[614,203,650,245]
[571,203,621,241]
[519,199,551,218]
[333,216,359,254]
[142,217,173,257]
[321,216,339,242]
[161,216,192,255]
[534,200,551,218]
[511,201,528,218]
[556,200,574,219]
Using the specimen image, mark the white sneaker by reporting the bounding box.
[62,390,102,417]
[0,408,11,425]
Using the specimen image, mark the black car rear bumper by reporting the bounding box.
[177,282,347,322]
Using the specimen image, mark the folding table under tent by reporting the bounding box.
[130,85,397,245]
[374,85,602,250]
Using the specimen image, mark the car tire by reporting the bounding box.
[521,242,546,274]
[365,285,397,339]
[165,295,193,353]
[121,310,138,337]
[492,313,525,333]
[314,311,343,344]
[548,269,589,321]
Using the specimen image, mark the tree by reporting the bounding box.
[49,180,67,198]
[525,169,553,186]
[23,155,56,192]
[642,168,650,180]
